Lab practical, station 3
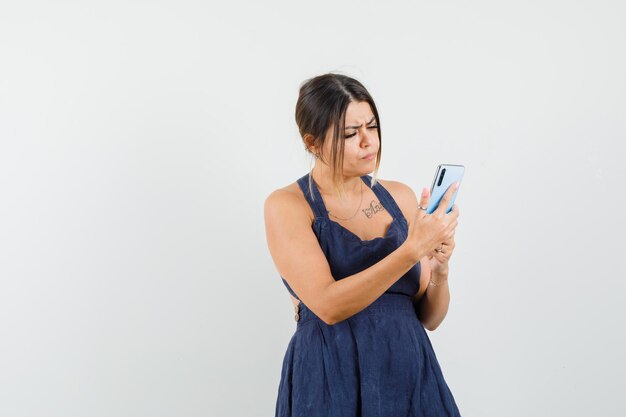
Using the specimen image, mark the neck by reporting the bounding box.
[310,162,364,199]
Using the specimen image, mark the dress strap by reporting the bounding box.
[281,276,300,301]
[296,173,329,219]
[362,175,406,223]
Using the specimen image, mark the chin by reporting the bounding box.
[359,168,375,176]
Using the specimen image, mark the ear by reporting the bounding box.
[303,133,318,155]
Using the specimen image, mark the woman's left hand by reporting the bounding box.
[427,234,456,275]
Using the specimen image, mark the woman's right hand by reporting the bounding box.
[405,182,460,262]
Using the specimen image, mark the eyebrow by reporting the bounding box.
[345,116,377,130]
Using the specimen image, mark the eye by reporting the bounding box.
[344,125,378,139]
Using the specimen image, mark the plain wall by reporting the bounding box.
[1,1,624,416]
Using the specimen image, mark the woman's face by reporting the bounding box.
[319,100,379,176]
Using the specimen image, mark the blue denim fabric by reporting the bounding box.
[275,173,461,417]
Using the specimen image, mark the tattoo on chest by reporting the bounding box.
[362,200,386,218]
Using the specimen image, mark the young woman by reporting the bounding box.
[264,73,462,416]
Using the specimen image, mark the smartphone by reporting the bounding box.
[426,164,464,214]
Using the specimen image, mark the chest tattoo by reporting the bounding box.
[362,200,386,219]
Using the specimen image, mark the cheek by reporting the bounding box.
[343,146,361,161]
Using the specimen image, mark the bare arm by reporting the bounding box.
[417,267,451,331]
[264,189,424,326]
[324,241,422,324]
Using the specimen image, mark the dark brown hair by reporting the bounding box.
[295,72,382,201]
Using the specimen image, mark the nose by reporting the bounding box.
[360,126,377,146]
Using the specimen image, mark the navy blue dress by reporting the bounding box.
[275,172,461,417]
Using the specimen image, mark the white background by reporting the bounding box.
[1,1,625,416]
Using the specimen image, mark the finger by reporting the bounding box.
[438,182,459,214]
[436,182,460,215]
[442,237,454,246]
[442,239,455,251]
[452,204,460,218]
[444,218,457,234]
[417,186,429,216]
[444,217,457,233]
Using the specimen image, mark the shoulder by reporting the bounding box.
[264,181,315,223]
[375,178,418,223]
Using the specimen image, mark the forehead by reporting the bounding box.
[344,100,374,123]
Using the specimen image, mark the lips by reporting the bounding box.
[362,152,376,159]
